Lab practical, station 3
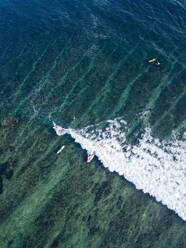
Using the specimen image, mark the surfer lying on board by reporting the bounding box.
[148,58,160,66]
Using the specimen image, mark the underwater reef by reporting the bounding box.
[0,118,185,248]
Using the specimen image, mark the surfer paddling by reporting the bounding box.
[148,58,160,66]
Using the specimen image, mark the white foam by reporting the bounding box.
[53,119,186,221]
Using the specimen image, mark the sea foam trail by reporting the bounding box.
[53,119,186,221]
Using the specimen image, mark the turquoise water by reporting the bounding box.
[0,0,186,247]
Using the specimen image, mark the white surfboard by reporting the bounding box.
[57,145,65,154]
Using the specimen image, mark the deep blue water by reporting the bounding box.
[0,0,185,127]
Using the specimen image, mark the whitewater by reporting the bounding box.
[53,118,186,221]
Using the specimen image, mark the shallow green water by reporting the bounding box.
[0,120,185,248]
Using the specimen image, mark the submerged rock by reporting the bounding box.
[1,116,18,127]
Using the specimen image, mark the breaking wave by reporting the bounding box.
[54,118,186,221]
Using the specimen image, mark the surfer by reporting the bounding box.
[87,153,95,163]
[53,122,65,136]
[148,58,160,66]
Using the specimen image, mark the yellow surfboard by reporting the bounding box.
[148,58,156,63]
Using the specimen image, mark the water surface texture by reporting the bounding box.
[0,0,186,247]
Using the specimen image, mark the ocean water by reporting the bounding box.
[0,0,186,247]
